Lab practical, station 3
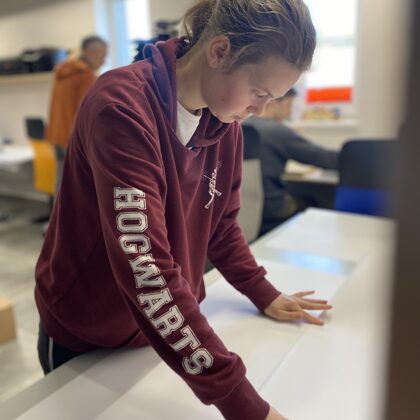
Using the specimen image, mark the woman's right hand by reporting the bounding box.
[265,406,288,420]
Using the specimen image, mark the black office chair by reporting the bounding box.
[26,118,45,140]
[238,125,264,242]
[335,139,396,217]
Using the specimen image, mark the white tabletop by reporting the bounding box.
[0,144,33,171]
[283,168,339,185]
[1,209,395,420]
[283,160,339,184]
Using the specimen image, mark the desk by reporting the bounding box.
[283,160,339,185]
[0,144,33,172]
[0,144,34,219]
[283,163,339,209]
[1,209,395,420]
[283,167,338,185]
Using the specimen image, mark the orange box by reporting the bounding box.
[0,297,17,344]
[306,87,353,103]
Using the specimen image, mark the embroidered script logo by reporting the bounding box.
[203,161,222,209]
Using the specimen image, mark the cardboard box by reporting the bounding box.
[0,297,17,344]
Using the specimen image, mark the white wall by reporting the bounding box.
[355,0,410,139]
[0,0,96,145]
[149,0,196,26]
[0,0,96,56]
[291,121,358,150]
[0,76,51,144]
[293,0,410,149]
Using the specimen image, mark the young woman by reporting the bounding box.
[35,1,331,419]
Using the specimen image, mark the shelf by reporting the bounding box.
[287,119,358,130]
[0,72,53,86]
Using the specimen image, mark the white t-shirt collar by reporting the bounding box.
[176,101,202,147]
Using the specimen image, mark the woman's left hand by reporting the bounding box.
[264,291,332,325]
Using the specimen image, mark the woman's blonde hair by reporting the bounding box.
[182,0,316,71]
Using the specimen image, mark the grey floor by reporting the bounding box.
[0,196,50,403]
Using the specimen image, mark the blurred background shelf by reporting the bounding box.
[288,119,358,130]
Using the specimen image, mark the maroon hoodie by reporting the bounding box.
[35,38,280,420]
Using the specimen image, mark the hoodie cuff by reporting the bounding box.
[246,277,281,312]
[214,378,270,420]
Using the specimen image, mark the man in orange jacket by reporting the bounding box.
[46,35,107,205]
[47,35,108,151]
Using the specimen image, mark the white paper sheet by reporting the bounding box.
[266,222,379,262]
[257,258,346,317]
[296,208,394,239]
[260,328,384,420]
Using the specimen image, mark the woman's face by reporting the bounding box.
[201,54,301,124]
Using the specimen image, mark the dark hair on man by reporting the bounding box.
[81,35,107,51]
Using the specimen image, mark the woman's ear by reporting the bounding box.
[206,35,231,69]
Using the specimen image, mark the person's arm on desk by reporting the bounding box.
[279,127,339,170]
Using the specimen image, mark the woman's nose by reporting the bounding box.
[247,98,271,116]
[247,103,266,116]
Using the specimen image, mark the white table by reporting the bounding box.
[0,144,34,219]
[282,162,339,210]
[1,209,395,420]
[0,144,33,172]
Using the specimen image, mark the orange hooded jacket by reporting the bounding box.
[47,59,96,148]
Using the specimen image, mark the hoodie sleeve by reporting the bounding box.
[87,103,270,420]
[207,124,281,312]
[269,124,340,169]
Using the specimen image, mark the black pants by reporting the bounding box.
[37,323,84,375]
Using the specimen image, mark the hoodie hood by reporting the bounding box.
[143,38,232,148]
[55,58,92,80]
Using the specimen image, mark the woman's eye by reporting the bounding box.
[255,92,267,99]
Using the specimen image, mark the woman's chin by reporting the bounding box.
[213,113,236,124]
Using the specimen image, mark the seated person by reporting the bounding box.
[243,88,340,235]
